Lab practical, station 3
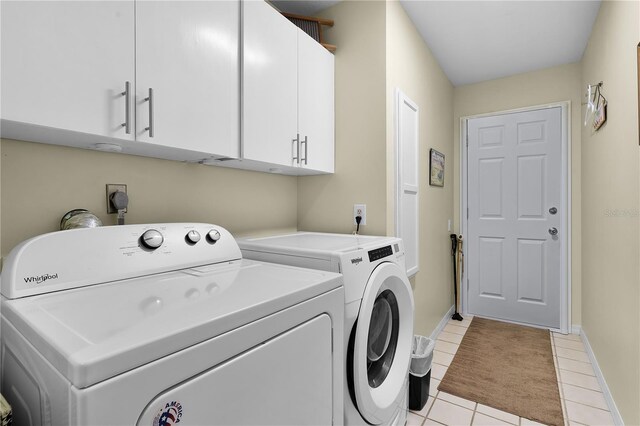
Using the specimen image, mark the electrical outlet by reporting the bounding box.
[354,204,367,225]
[106,184,128,214]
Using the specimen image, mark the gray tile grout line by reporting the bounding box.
[555,354,592,364]
[554,348,589,357]
[443,326,469,331]
[556,357,592,365]
[557,378,606,392]
[564,398,612,412]
[469,407,476,426]
[553,338,571,426]
[553,336,574,426]
[569,420,588,426]
[435,351,458,356]
[557,367,597,379]
[425,389,438,423]
[553,343,588,351]
[551,333,582,339]
[438,339,464,346]
[445,322,468,328]
[561,382,607,396]
[552,337,582,342]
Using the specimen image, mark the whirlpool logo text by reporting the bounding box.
[23,273,59,285]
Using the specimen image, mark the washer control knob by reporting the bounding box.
[186,230,201,244]
[141,229,164,249]
[207,229,221,244]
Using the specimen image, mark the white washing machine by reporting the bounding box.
[0,223,344,426]
[239,233,415,426]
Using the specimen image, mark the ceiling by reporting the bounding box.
[271,0,601,87]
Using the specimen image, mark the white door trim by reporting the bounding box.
[460,102,572,333]
[394,89,420,277]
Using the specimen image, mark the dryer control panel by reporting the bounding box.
[368,245,393,262]
[1,223,242,299]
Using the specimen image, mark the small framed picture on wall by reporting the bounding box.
[429,149,445,187]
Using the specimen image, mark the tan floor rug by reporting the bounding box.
[438,317,564,426]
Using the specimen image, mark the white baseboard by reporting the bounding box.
[580,328,624,425]
[430,305,455,340]
[571,324,581,335]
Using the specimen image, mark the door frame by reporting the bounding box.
[394,88,420,277]
[459,102,571,334]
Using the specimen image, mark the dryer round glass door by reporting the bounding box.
[352,262,414,424]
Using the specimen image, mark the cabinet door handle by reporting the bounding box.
[144,88,154,137]
[121,81,131,134]
[292,133,300,164]
[301,135,308,165]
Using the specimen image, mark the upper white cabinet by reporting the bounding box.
[136,1,239,157]
[1,1,239,160]
[297,30,335,174]
[242,1,334,174]
[242,0,298,168]
[1,1,135,141]
[1,0,332,174]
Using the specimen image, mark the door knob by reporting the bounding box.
[548,227,558,236]
[549,207,557,215]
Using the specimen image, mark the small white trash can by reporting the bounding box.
[408,335,435,410]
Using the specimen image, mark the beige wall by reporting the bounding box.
[1,139,298,256]
[580,1,640,423]
[297,0,388,235]
[385,0,455,337]
[453,62,583,326]
[298,0,456,337]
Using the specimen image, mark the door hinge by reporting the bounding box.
[467,279,469,290]
[466,134,469,148]
[467,207,469,219]
[331,328,334,353]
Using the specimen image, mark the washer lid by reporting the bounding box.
[239,232,399,259]
[2,259,342,389]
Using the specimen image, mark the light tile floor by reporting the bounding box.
[407,316,615,426]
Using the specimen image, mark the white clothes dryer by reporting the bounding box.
[239,233,415,426]
[1,224,344,426]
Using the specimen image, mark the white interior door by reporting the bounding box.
[466,107,564,329]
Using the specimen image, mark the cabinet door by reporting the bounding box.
[242,0,298,167]
[136,1,239,158]
[0,1,134,140]
[298,30,335,173]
